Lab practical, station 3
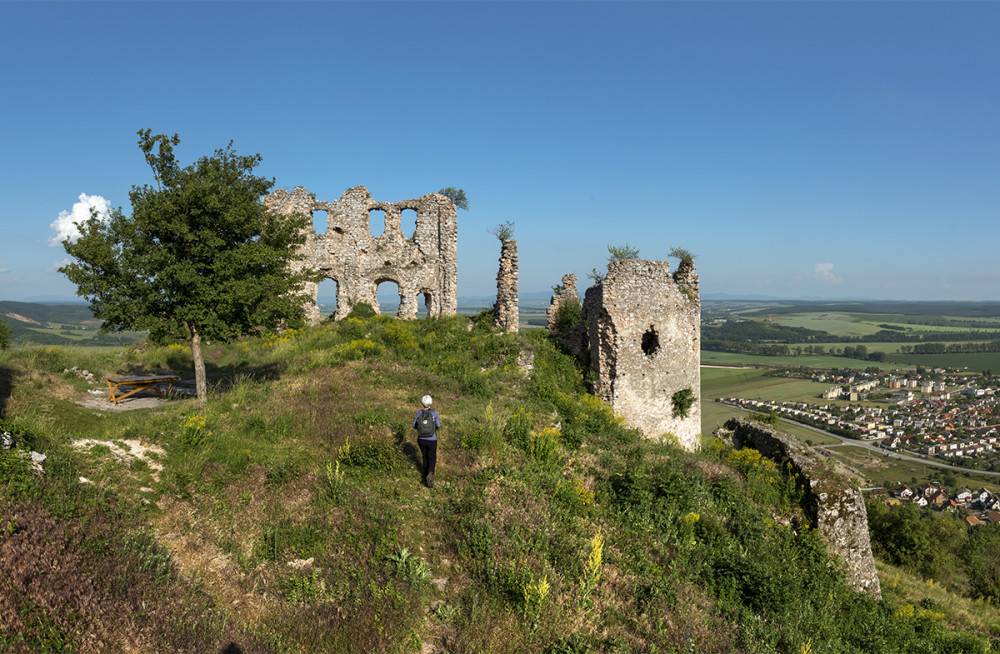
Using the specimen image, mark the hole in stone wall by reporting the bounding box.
[641,326,660,356]
[419,291,433,318]
[376,280,400,316]
[317,278,338,319]
[369,209,386,238]
[402,208,418,239]
[312,210,328,234]
[332,226,345,235]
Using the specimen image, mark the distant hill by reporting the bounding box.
[0,301,143,347]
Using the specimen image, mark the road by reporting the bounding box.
[709,400,1000,479]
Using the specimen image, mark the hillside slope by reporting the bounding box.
[0,312,997,653]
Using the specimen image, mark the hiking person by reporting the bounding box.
[413,395,440,488]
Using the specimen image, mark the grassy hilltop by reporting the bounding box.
[1,311,998,653]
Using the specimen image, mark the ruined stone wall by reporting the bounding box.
[547,274,578,333]
[493,239,518,334]
[583,259,701,451]
[263,186,458,323]
[718,418,882,598]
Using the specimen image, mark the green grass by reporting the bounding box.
[2,317,999,653]
[701,366,831,401]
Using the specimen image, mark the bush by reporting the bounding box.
[346,302,377,319]
[553,297,582,334]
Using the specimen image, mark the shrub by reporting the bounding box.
[671,388,696,418]
[553,297,582,334]
[346,302,377,319]
[338,437,400,473]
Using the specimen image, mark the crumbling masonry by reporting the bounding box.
[716,418,882,598]
[493,239,518,334]
[564,259,701,451]
[263,186,458,323]
[547,274,579,333]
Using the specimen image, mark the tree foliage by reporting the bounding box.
[61,129,315,402]
[0,319,10,350]
[437,187,469,211]
[487,221,514,242]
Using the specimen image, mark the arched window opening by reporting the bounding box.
[376,280,401,316]
[641,326,660,357]
[317,278,338,319]
[312,210,328,234]
[402,208,418,239]
[419,291,434,318]
[369,209,386,238]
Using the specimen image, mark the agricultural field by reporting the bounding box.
[701,366,830,401]
[821,445,1000,495]
[772,312,884,337]
[700,351,901,370]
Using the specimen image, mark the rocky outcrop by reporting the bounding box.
[717,418,882,598]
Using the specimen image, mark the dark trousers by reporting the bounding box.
[418,438,437,480]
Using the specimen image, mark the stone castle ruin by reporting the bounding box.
[554,258,702,451]
[264,186,458,323]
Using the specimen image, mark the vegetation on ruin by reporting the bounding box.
[587,243,641,284]
[668,247,696,267]
[1,312,998,653]
[437,187,469,211]
[488,221,516,242]
[60,130,317,403]
[553,296,582,334]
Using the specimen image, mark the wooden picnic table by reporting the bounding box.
[105,375,180,405]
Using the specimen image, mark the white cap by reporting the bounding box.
[421,395,433,407]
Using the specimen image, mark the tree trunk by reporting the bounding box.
[190,326,207,404]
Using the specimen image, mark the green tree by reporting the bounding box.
[61,130,315,403]
[437,187,469,211]
[0,319,10,350]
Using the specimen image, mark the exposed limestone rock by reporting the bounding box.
[263,186,458,323]
[493,239,518,333]
[547,274,579,333]
[717,418,882,598]
[583,259,701,451]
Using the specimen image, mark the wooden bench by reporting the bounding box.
[105,375,180,405]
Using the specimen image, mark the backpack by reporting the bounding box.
[416,410,436,438]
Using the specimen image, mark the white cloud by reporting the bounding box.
[811,263,844,285]
[49,193,110,246]
[0,267,9,273]
[49,258,72,272]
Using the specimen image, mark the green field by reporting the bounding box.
[702,366,849,401]
[700,399,840,446]
[823,445,1000,494]
[774,312,882,337]
[701,350,904,370]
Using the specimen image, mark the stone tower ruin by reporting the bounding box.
[264,186,458,323]
[580,258,701,451]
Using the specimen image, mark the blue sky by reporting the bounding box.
[2,2,998,304]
